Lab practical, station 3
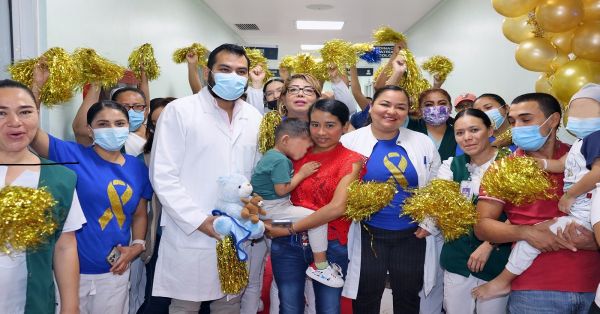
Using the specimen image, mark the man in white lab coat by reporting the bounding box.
[150,43,263,314]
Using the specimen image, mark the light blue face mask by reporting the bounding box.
[566,117,600,139]
[210,72,248,101]
[128,110,145,131]
[93,127,129,151]
[511,116,551,151]
[485,107,506,130]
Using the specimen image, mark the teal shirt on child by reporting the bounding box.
[251,149,293,200]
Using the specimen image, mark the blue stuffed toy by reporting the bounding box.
[212,174,265,261]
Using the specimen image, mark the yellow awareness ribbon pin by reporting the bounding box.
[98,180,133,230]
[383,152,409,189]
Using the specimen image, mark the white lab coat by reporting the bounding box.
[149,87,262,302]
[340,125,441,300]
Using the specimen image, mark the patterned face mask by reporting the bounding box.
[422,105,450,126]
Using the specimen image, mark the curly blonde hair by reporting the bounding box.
[277,73,322,116]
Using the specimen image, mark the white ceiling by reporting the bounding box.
[203,0,443,59]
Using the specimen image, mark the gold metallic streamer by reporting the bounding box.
[345,180,397,222]
[72,48,126,89]
[320,39,357,72]
[373,64,393,81]
[398,49,431,111]
[0,186,57,254]
[402,179,477,242]
[491,129,514,149]
[351,43,375,54]
[128,43,160,81]
[422,55,454,82]
[258,111,282,153]
[279,55,295,72]
[216,236,248,294]
[9,47,79,106]
[172,43,209,67]
[245,48,273,83]
[481,156,554,206]
[373,26,408,45]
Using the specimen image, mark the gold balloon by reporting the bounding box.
[493,0,541,17]
[552,59,600,103]
[583,0,600,21]
[551,50,571,71]
[548,29,575,53]
[536,0,584,33]
[535,73,555,94]
[515,38,558,72]
[503,15,536,43]
[572,22,600,62]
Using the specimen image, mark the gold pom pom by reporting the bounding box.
[422,55,454,82]
[216,236,248,294]
[0,186,58,254]
[402,179,477,242]
[245,48,273,83]
[481,156,555,206]
[373,26,407,45]
[492,129,514,149]
[345,180,397,221]
[398,49,431,111]
[373,64,392,81]
[172,43,209,67]
[72,48,126,89]
[128,43,160,81]
[320,39,357,72]
[258,111,282,153]
[290,54,328,82]
[10,47,79,106]
[279,56,295,72]
[351,43,375,54]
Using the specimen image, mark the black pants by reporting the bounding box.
[352,224,426,314]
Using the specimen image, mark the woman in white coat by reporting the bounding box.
[340,85,441,314]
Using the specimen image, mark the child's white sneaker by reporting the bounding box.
[305,263,344,288]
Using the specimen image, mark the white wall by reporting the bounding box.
[405,0,539,104]
[41,0,244,139]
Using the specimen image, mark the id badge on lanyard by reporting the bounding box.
[460,180,474,200]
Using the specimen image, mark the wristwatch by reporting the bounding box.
[131,239,146,251]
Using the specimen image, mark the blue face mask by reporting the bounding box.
[485,108,505,130]
[566,117,600,139]
[128,110,145,131]
[93,127,129,151]
[210,72,248,101]
[511,116,551,151]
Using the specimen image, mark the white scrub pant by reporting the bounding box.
[443,271,508,314]
[79,269,130,314]
[241,238,268,314]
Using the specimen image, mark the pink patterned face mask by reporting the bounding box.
[422,105,450,126]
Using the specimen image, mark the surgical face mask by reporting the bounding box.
[128,110,145,131]
[93,127,129,151]
[511,116,552,151]
[566,117,600,139]
[485,107,506,130]
[422,105,450,126]
[209,72,248,101]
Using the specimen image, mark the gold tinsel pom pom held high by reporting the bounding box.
[9,47,79,106]
[258,111,282,153]
[72,48,125,89]
[398,49,431,111]
[345,180,397,221]
[128,43,160,81]
[245,48,273,83]
[373,26,408,45]
[402,179,477,242]
[422,55,454,82]
[216,236,248,294]
[172,43,209,67]
[0,186,58,254]
[481,156,555,206]
[320,39,357,72]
